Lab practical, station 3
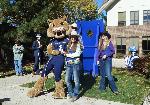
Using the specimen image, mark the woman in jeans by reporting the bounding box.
[97,32,119,95]
[65,31,83,102]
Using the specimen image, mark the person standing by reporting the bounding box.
[13,40,24,76]
[65,31,83,102]
[32,34,42,75]
[97,32,119,95]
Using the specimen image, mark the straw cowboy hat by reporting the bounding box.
[71,23,77,28]
[36,34,41,38]
[70,31,80,37]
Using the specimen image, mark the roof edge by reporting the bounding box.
[98,0,117,14]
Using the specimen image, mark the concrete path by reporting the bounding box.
[112,58,126,68]
[0,74,132,105]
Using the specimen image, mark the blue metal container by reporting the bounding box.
[77,20,104,76]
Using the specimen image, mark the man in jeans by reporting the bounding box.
[13,40,24,76]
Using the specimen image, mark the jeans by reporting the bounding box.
[14,60,23,75]
[33,56,40,72]
[65,64,80,97]
[99,59,118,92]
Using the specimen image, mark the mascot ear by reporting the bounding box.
[47,19,52,25]
[62,16,67,21]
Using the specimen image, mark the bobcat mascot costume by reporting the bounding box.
[27,16,70,98]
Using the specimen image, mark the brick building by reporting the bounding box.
[98,0,150,57]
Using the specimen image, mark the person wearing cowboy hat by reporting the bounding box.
[97,32,119,95]
[65,30,83,102]
[32,33,43,75]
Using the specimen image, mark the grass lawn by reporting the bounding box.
[21,68,150,105]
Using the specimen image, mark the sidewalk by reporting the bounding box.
[0,74,132,105]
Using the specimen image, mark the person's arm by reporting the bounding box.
[19,45,24,53]
[66,44,82,58]
[13,45,19,54]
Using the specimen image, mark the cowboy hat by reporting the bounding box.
[70,31,80,37]
[71,23,77,28]
[36,34,41,38]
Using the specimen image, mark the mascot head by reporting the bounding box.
[47,16,69,39]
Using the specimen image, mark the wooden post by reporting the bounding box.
[139,35,143,57]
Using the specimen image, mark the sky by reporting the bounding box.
[96,0,107,17]
[96,0,104,7]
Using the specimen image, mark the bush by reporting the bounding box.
[133,55,150,79]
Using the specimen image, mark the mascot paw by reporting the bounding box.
[52,50,60,55]
[52,80,65,99]
[26,77,47,97]
[27,88,41,98]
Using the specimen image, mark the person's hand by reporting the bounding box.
[68,60,73,64]
[102,55,107,60]
[97,61,99,65]
[40,45,42,48]
[61,51,67,55]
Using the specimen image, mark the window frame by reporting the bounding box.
[142,36,150,54]
[143,10,150,24]
[130,11,139,25]
[118,11,126,26]
[116,37,126,54]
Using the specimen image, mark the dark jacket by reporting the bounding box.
[32,40,42,57]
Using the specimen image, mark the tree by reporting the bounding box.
[0,0,98,66]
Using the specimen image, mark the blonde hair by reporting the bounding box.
[98,36,110,50]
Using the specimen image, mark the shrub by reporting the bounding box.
[133,55,150,79]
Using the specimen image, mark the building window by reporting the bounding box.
[130,11,139,25]
[129,37,139,50]
[142,36,150,55]
[116,37,126,56]
[143,10,150,24]
[118,12,126,26]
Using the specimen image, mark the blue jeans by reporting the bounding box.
[33,56,40,72]
[14,60,23,75]
[99,59,118,92]
[65,64,80,97]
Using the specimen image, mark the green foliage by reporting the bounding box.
[64,0,98,22]
[0,0,98,66]
[133,55,150,79]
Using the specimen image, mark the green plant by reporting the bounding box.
[133,55,150,79]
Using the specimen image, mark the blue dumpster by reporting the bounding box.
[77,20,104,76]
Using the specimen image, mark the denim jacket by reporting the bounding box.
[13,44,24,60]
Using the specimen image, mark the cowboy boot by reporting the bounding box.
[27,76,47,97]
[52,80,65,99]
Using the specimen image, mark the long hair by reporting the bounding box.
[98,37,110,50]
[67,36,83,52]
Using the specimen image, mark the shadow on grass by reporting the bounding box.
[0,98,10,105]
[79,74,96,97]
